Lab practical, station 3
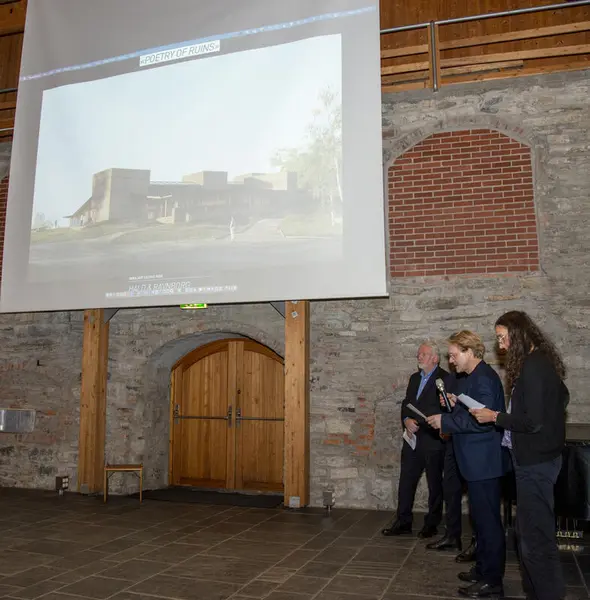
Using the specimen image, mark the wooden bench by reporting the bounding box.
[103,463,143,503]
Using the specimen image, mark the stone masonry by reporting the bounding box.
[0,69,589,510]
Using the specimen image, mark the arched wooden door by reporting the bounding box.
[169,339,284,493]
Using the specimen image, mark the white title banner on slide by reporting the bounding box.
[139,40,221,68]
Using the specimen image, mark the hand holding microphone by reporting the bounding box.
[435,378,454,412]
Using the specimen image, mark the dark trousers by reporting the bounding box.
[468,477,505,587]
[514,456,565,600]
[397,438,445,528]
[442,439,464,538]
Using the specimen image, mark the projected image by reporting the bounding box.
[2,0,387,312]
[28,34,343,284]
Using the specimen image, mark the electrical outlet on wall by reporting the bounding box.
[55,475,70,495]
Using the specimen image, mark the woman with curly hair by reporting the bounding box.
[471,311,569,600]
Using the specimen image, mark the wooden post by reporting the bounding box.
[77,309,109,493]
[284,300,310,508]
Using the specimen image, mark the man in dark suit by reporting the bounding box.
[427,330,506,599]
[382,342,449,538]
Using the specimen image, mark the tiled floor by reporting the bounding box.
[0,490,588,600]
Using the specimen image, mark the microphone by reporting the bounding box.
[435,378,452,412]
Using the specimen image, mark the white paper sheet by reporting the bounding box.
[457,393,485,410]
[406,403,428,421]
[403,429,417,450]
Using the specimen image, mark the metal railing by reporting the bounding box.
[381,0,590,34]
[380,0,590,92]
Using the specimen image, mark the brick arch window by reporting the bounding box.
[388,129,539,277]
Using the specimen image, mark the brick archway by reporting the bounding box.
[388,129,540,278]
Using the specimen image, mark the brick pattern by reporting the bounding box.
[321,396,375,457]
[0,176,6,284]
[388,129,539,277]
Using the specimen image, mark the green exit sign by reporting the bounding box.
[180,303,208,310]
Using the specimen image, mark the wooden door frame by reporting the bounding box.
[168,337,287,491]
[284,301,310,508]
[167,308,310,508]
[77,302,310,503]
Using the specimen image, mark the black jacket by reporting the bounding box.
[496,349,569,467]
[401,366,450,450]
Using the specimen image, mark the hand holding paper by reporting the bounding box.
[457,393,485,410]
[406,403,428,421]
[469,407,498,423]
[426,414,442,430]
[403,429,417,450]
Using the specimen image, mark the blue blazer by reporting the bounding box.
[441,361,506,482]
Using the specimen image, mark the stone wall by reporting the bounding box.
[0,311,82,488]
[308,69,590,508]
[0,305,284,491]
[106,304,285,492]
[0,69,589,510]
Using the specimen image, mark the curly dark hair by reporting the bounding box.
[495,310,566,392]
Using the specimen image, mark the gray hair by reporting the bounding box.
[421,340,440,360]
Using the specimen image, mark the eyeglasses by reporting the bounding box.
[496,333,507,342]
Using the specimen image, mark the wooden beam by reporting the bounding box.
[442,62,590,86]
[0,0,25,36]
[382,80,428,93]
[381,43,428,60]
[381,70,429,85]
[284,300,310,508]
[440,21,590,51]
[443,60,524,77]
[383,45,590,79]
[0,117,13,137]
[77,309,109,494]
[381,61,430,76]
[441,44,590,69]
[381,61,523,88]
[381,58,580,93]
[0,101,16,110]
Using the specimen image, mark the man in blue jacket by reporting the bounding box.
[427,330,506,599]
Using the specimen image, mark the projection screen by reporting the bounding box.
[0,0,386,312]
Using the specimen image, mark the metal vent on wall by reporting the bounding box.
[0,409,36,433]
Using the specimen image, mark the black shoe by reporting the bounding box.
[417,525,438,539]
[458,567,480,584]
[457,581,503,598]
[456,538,477,563]
[426,534,462,551]
[381,521,412,536]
